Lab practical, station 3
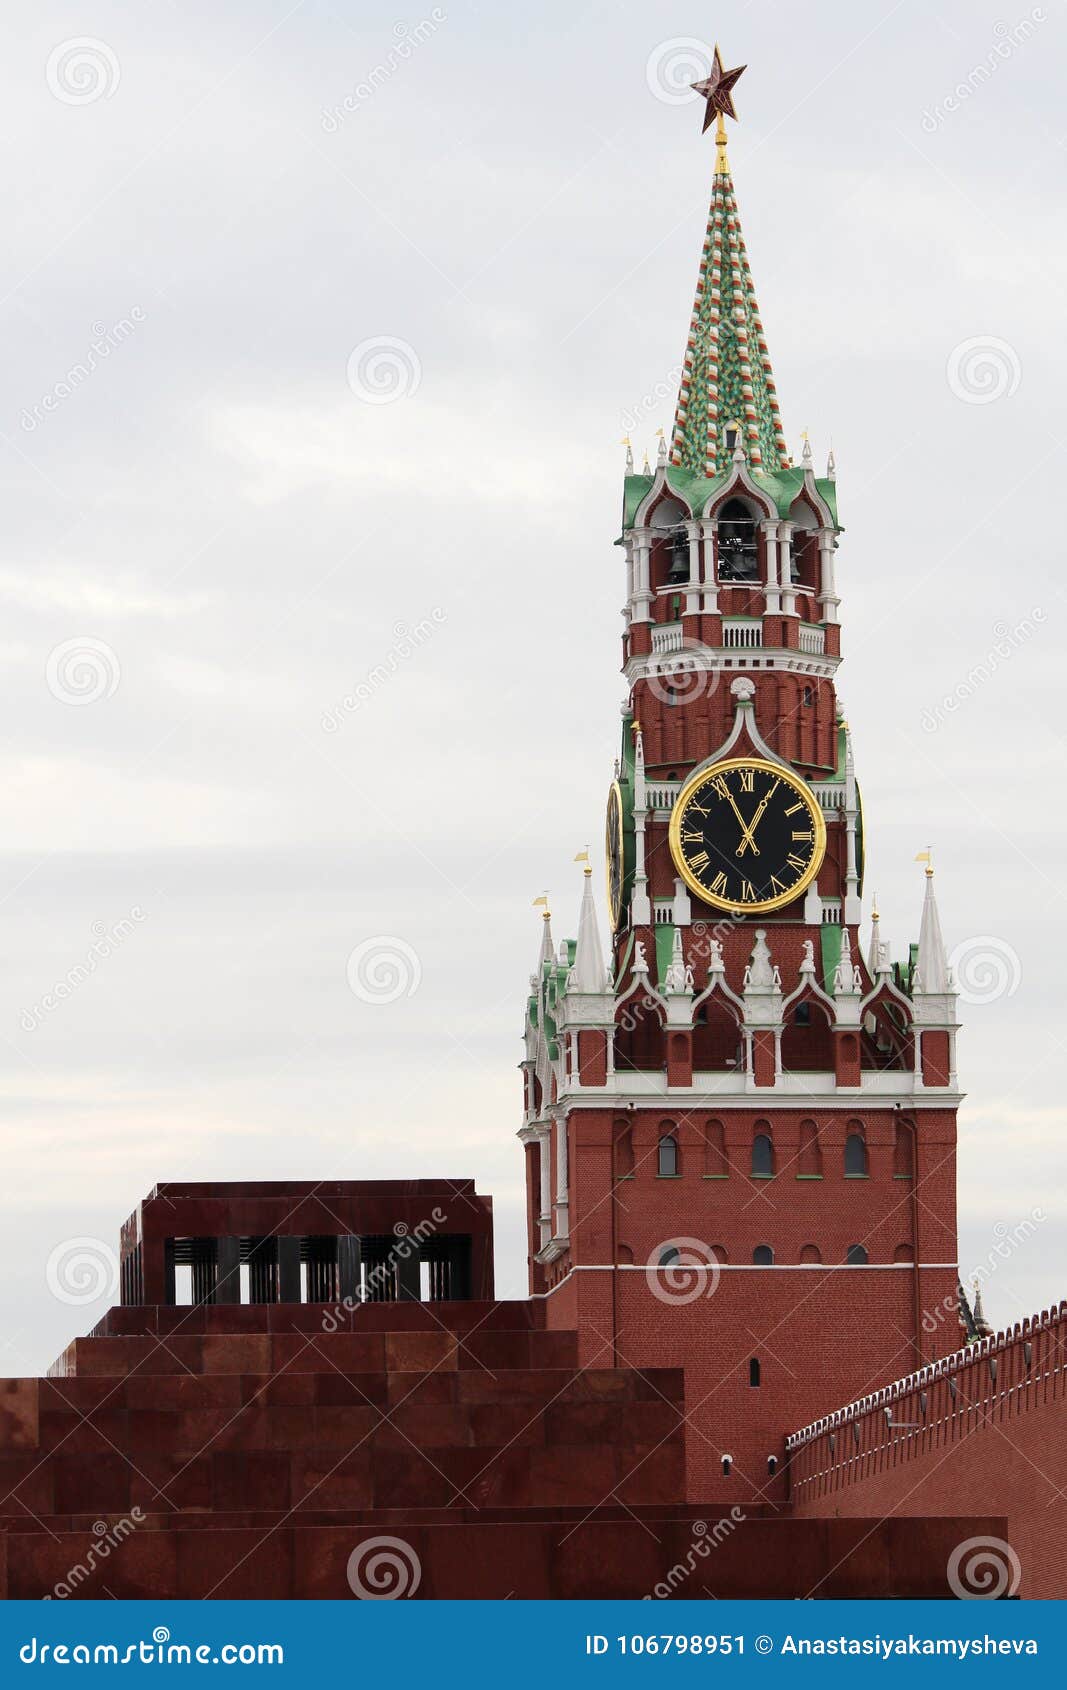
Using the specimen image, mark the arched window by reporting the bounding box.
[893,1121,914,1178]
[749,1358,761,1388]
[788,504,819,589]
[753,1244,774,1266]
[802,685,814,708]
[657,1134,679,1177]
[751,1131,774,1178]
[650,497,690,591]
[703,1119,727,1177]
[716,498,759,582]
[844,1131,868,1177]
[613,1122,634,1179]
[800,1243,822,1264]
[797,1119,822,1178]
[846,1243,869,1265]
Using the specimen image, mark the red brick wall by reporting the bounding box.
[787,1306,1067,1599]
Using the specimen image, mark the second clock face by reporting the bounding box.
[668,757,826,914]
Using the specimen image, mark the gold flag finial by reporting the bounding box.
[574,848,592,877]
[914,847,934,878]
[532,892,551,918]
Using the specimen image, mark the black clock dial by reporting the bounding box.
[605,781,625,930]
[668,757,825,914]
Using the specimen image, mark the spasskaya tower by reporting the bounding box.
[518,51,964,1503]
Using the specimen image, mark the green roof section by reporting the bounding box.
[621,465,839,534]
[819,923,843,997]
[654,922,676,984]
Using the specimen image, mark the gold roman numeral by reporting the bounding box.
[709,871,728,896]
[710,777,731,801]
[792,829,814,842]
[786,852,806,871]
[688,850,711,872]
[740,880,756,902]
[739,769,755,793]
[784,800,804,816]
[769,876,787,895]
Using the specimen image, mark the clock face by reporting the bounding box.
[605,781,626,931]
[668,757,826,914]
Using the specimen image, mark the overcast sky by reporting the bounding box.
[0,0,1063,1375]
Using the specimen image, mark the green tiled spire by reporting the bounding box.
[670,148,789,479]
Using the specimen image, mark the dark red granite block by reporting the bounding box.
[374,1404,472,1451]
[52,1452,131,1515]
[211,1452,291,1512]
[385,1370,456,1407]
[129,1454,213,1514]
[632,1368,686,1402]
[175,1405,269,1454]
[544,1403,626,1445]
[423,1522,551,1599]
[125,1374,242,1414]
[467,1403,546,1449]
[38,1377,117,1415]
[450,1446,530,1510]
[456,1368,567,1404]
[457,1330,531,1370]
[0,1380,38,1448]
[175,1525,294,1599]
[556,1370,633,1402]
[527,1443,616,1507]
[68,1337,158,1377]
[614,1400,684,1444]
[313,1369,388,1408]
[292,1450,373,1512]
[301,1406,382,1450]
[0,1453,55,1514]
[614,1443,687,1506]
[552,1519,666,1600]
[201,1336,272,1375]
[384,1331,459,1374]
[255,1372,317,1408]
[39,1408,131,1455]
[530,1330,580,1368]
[370,1449,456,1509]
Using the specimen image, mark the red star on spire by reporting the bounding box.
[691,45,746,133]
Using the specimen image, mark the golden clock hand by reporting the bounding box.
[736,780,780,857]
[721,789,760,856]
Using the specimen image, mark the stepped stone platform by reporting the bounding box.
[0,1296,1003,1599]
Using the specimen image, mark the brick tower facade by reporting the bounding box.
[519,93,964,1504]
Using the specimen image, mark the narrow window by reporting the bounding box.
[844,1131,868,1176]
[753,1244,774,1266]
[751,1132,774,1177]
[657,1134,679,1177]
[846,1243,869,1265]
[749,1358,761,1388]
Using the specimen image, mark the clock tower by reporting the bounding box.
[519,54,964,1502]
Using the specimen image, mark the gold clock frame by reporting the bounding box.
[667,756,827,915]
[605,779,626,931]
